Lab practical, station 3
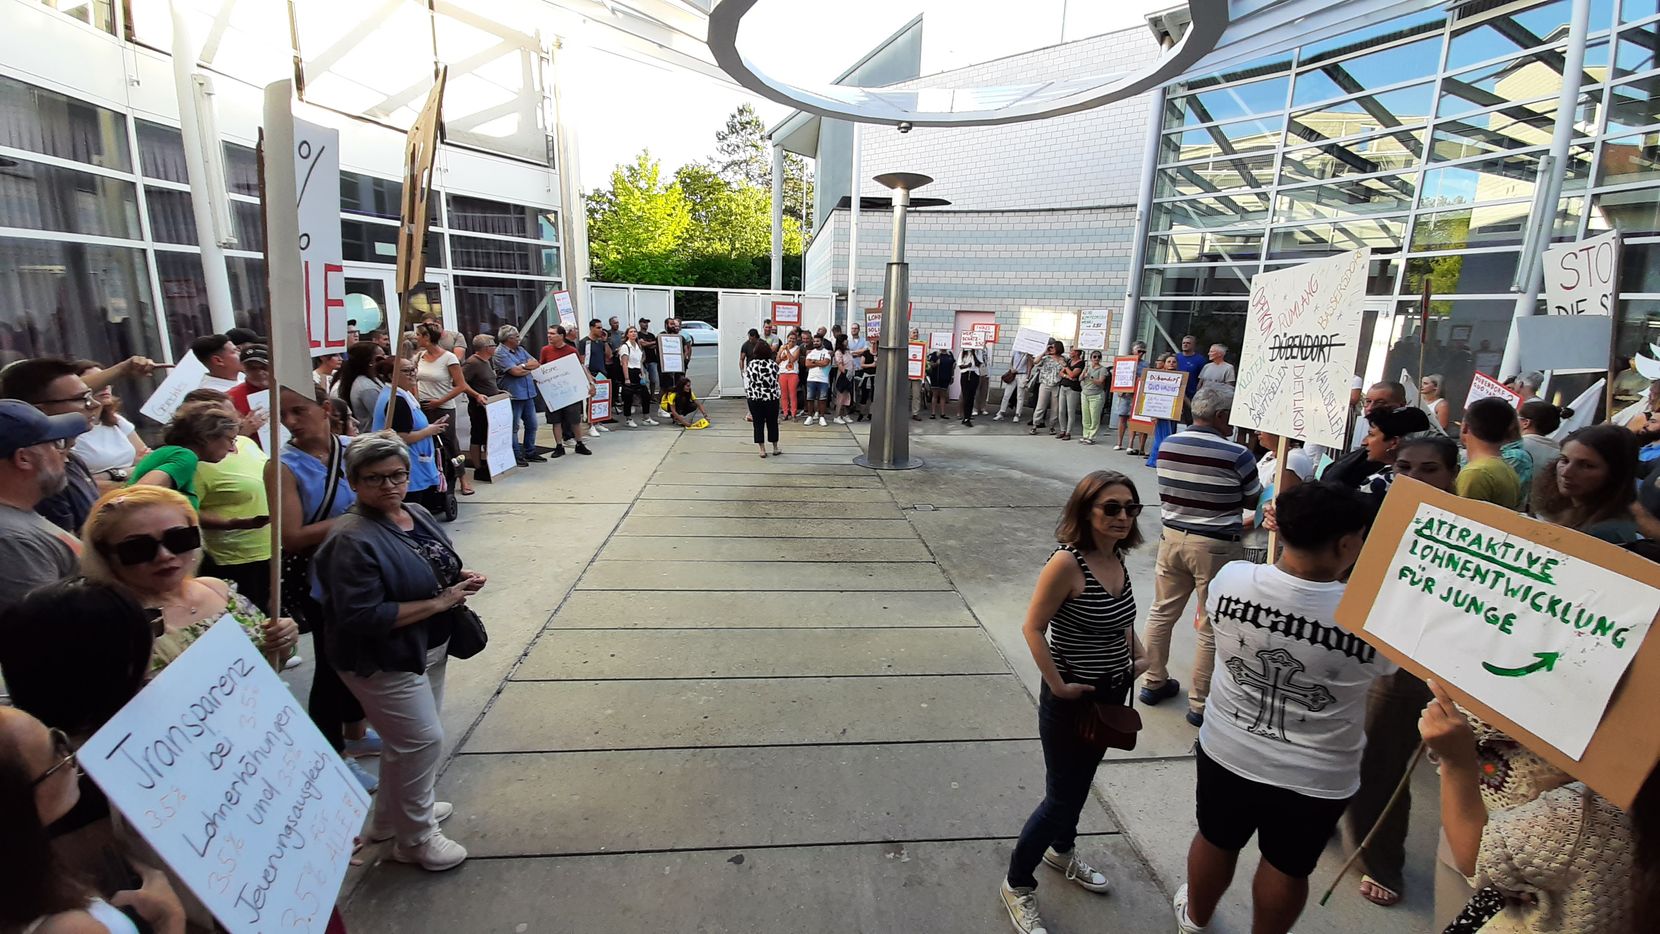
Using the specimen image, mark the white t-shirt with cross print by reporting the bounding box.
[1200,562,1397,799]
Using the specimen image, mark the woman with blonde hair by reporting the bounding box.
[80,486,297,674]
[1420,374,1450,431]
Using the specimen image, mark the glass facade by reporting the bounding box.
[1144,0,1660,415]
[0,71,561,372]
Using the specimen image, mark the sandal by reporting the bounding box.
[758,451,769,459]
[1359,876,1402,907]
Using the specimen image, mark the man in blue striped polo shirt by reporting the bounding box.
[1140,385,1262,727]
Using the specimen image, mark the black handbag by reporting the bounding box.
[280,438,345,632]
[1072,636,1143,754]
[445,604,488,659]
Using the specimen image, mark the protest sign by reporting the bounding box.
[771,300,802,327]
[79,619,370,934]
[554,289,577,328]
[1516,314,1615,373]
[1077,309,1110,351]
[659,334,685,374]
[907,343,926,380]
[484,394,516,478]
[865,310,883,337]
[929,331,954,352]
[961,330,986,350]
[1134,370,1188,421]
[971,322,1000,344]
[1111,356,1140,392]
[294,119,346,357]
[141,354,209,424]
[1012,327,1051,357]
[1544,230,1620,316]
[589,376,612,423]
[533,354,588,412]
[244,390,291,450]
[1337,478,1660,806]
[1467,370,1521,408]
[1235,248,1369,448]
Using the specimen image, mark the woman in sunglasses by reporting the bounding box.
[1001,470,1149,934]
[314,433,487,872]
[80,486,298,675]
[0,706,186,934]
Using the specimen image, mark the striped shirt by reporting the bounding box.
[1047,545,1136,684]
[1155,426,1261,537]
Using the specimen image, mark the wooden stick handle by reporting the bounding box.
[1319,740,1428,907]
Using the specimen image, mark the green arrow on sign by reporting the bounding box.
[1481,652,1562,678]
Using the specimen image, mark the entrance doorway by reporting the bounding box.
[340,265,457,344]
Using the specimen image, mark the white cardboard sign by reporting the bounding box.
[1235,248,1370,449]
[553,290,577,328]
[244,390,292,450]
[1360,498,1658,758]
[929,331,954,352]
[1077,309,1110,351]
[295,119,346,358]
[484,394,517,477]
[1011,327,1051,357]
[1139,370,1186,420]
[78,619,369,934]
[1467,371,1522,408]
[140,354,210,424]
[960,331,986,350]
[659,334,685,374]
[1543,230,1619,317]
[533,353,589,413]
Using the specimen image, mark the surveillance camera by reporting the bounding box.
[897,122,913,134]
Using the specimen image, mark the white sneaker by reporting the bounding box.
[999,881,1048,934]
[1173,883,1207,933]
[283,654,304,670]
[1042,847,1110,893]
[835,416,850,424]
[368,801,454,843]
[993,413,1005,421]
[626,418,638,428]
[645,418,660,426]
[818,416,829,426]
[392,829,467,871]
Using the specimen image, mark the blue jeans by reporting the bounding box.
[1007,674,1130,889]
[644,361,660,396]
[510,397,537,459]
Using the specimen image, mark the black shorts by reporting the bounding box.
[550,401,582,434]
[1194,744,1350,878]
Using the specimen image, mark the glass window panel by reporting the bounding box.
[1300,11,1448,66]
[1286,83,1435,147]
[1146,300,1249,357]
[1165,75,1289,127]
[1279,129,1424,185]
[1292,36,1443,108]
[447,194,557,242]
[223,142,259,197]
[1437,52,1575,119]
[1156,154,1276,198]
[1614,301,1660,376]
[144,189,196,244]
[41,0,116,33]
[1419,153,1545,206]
[1160,116,1283,162]
[1404,250,1521,295]
[1593,186,1660,234]
[1605,75,1660,132]
[1597,130,1660,185]
[1181,53,1295,92]
[0,158,139,238]
[1412,204,1530,250]
[1276,173,1418,221]
[154,251,269,358]
[0,74,130,171]
[1158,194,1272,230]
[1268,216,1406,260]
[136,121,188,183]
[1145,231,1263,265]
[0,236,160,372]
[1429,102,1560,161]
[1614,26,1659,78]
[449,235,558,277]
[454,276,555,348]
[1448,0,1614,71]
[231,202,264,252]
[341,218,444,267]
[1617,241,1660,292]
[1142,264,1252,299]
[1623,1,1660,22]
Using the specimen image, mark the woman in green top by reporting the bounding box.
[128,401,240,508]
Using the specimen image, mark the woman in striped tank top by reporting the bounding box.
[1001,470,1148,934]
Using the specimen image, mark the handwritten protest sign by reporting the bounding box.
[244,390,291,450]
[929,331,953,352]
[961,330,986,350]
[1467,371,1521,408]
[140,354,209,424]
[1544,230,1620,316]
[771,301,802,327]
[865,311,883,337]
[79,619,370,934]
[589,376,612,423]
[971,322,1000,344]
[1111,356,1140,392]
[554,289,577,328]
[907,343,926,380]
[533,354,588,412]
[1077,309,1110,351]
[1012,327,1050,357]
[484,394,516,478]
[1337,479,1660,805]
[1134,370,1188,421]
[1235,248,1369,449]
[659,334,685,374]
[295,119,346,358]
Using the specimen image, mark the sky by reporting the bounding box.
[563,0,1171,190]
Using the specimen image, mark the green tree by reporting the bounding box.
[713,103,814,228]
[584,150,691,284]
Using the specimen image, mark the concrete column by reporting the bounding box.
[846,123,862,333]
[770,141,785,291]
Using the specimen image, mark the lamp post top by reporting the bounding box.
[874,172,933,192]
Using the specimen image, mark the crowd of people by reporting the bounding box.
[1001,371,1660,934]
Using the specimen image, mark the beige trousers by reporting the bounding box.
[1140,527,1244,713]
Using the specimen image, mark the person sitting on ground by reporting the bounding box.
[1531,424,1640,543]
[662,375,710,428]
[0,706,188,934]
[0,400,86,614]
[1456,397,1524,509]
[70,361,147,487]
[81,485,297,674]
[1176,481,1393,934]
[126,397,240,509]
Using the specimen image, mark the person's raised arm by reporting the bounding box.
[1021,551,1089,699]
[84,356,158,390]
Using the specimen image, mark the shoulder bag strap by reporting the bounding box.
[307,438,344,526]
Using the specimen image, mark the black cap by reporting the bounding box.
[226,327,263,346]
[1371,406,1433,439]
[241,344,270,367]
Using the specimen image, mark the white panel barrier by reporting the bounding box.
[634,288,673,328]
[589,285,631,325]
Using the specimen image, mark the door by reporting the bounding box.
[341,265,395,341]
[949,310,996,402]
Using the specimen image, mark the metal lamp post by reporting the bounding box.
[858,172,938,470]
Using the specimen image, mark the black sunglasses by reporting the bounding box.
[1095,502,1145,518]
[106,525,201,566]
[32,728,78,788]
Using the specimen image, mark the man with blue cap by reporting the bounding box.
[0,399,91,611]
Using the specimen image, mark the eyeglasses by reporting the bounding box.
[38,391,97,410]
[106,525,201,566]
[1095,502,1144,518]
[357,469,410,488]
[31,728,78,787]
